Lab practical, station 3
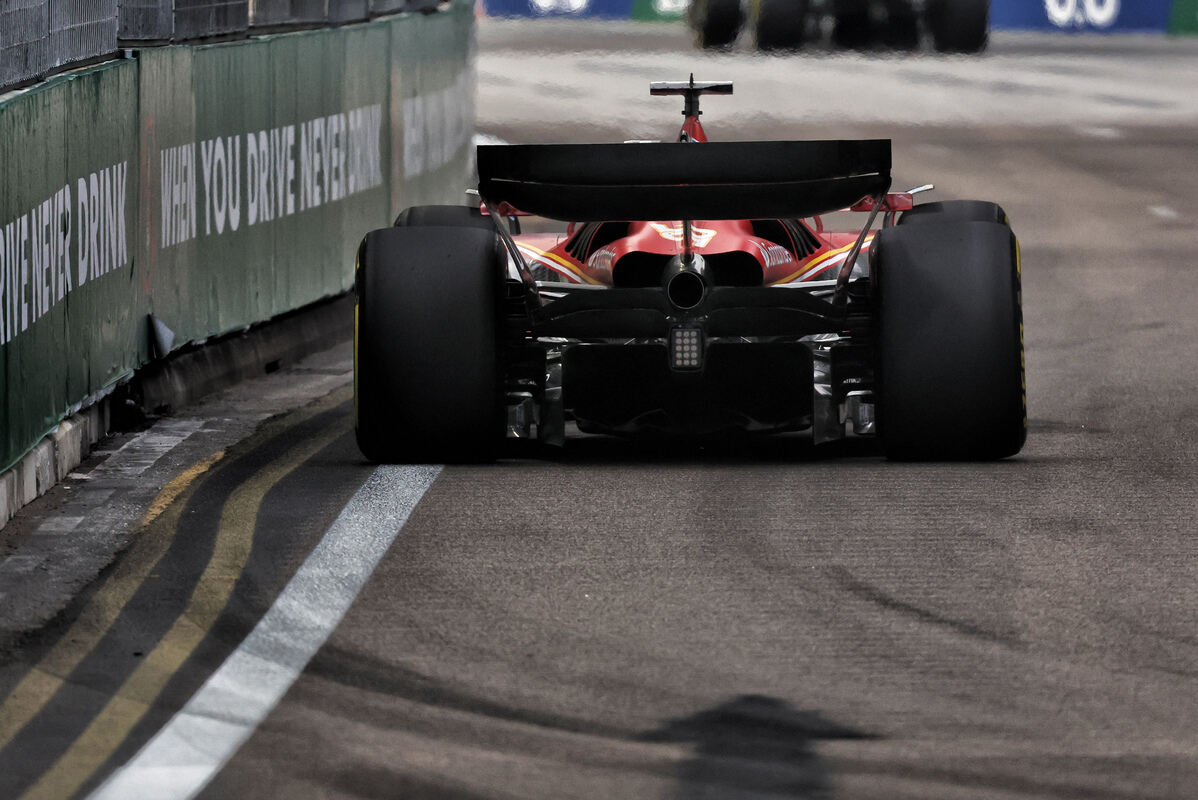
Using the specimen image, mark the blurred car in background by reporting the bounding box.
[689,0,989,52]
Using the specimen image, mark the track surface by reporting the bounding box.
[3,20,1198,800]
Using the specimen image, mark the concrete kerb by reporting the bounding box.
[1,437,65,530]
[0,293,354,533]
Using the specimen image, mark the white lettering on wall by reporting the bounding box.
[2,92,403,347]
[1,162,127,344]
[155,103,384,249]
[160,144,197,248]
[201,136,242,236]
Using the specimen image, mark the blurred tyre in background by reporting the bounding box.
[688,0,989,52]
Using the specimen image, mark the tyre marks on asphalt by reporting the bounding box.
[0,420,212,636]
[82,420,386,797]
[0,452,226,755]
[89,464,441,800]
[21,423,348,800]
[0,387,368,800]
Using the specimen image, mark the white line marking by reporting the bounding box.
[1148,205,1180,220]
[87,464,442,800]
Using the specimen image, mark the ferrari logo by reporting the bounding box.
[649,222,718,248]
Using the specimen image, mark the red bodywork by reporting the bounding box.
[501,109,912,288]
[514,223,866,286]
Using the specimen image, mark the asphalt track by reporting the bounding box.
[2,20,1198,800]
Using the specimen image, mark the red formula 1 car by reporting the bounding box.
[354,79,1025,462]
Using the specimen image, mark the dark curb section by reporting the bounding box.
[0,294,353,531]
[129,294,354,417]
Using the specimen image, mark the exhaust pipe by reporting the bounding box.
[664,253,707,311]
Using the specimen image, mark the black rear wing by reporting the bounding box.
[476,140,891,221]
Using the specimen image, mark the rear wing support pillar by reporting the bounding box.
[482,195,543,315]
[834,193,884,302]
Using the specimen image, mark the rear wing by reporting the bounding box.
[475,140,891,222]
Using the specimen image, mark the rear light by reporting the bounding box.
[669,327,704,370]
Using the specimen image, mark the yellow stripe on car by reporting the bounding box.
[517,244,602,285]
[768,236,874,285]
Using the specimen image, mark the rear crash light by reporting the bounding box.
[670,327,704,371]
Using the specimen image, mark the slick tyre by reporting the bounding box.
[354,226,503,463]
[899,199,1009,227]
[691,0,744,48]
[926,0,988,53]
[872,219,1026,460]
[755,0,808,51]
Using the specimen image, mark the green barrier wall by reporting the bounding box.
[0,2,475,472]
[1170,0,1198,33]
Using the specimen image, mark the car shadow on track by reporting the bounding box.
[299,645,875,799]
[640,694,874,799]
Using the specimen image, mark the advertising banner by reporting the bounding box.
[138,27,393,343]
[482,0,1195,32]
[481,0,635,19]
[991,0,1174,32]
[1169,0,1198,33]
[0,61,140,469]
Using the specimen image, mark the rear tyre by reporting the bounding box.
[899,199,1009,227]
[926,0,989,53]
[755,0,808,51]
[355,226,504,463]
[690,0,744,48]
[872,219,1026,460]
